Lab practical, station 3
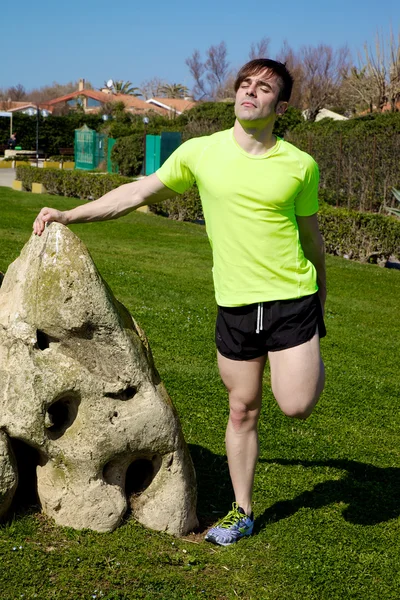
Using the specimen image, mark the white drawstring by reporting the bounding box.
[256,302,263,334]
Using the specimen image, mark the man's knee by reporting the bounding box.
[228,394,261,431]
[282,402,315,420]
[277,390,322,420]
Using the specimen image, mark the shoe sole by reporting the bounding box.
[204,531,253,546]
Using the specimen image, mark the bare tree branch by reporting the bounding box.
[185,49,207,99]
[300,44,350,120]
[186,43,230,100]
[249,37,270,60]
[4,84,27,101]
[276,40,304,109]
[205,42,230,99]
[139,78,165,100]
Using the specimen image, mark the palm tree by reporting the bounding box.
[158,83,190,99]
[104,80,142,96]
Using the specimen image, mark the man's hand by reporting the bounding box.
[33,207,68,236]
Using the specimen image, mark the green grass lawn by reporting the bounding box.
[0,187,399,600]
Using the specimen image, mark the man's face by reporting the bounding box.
[234,69,287,126]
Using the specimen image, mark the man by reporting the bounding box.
[34,59,326,547]
[7,133,17,150]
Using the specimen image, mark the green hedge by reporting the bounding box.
[16,165,133,200]
[318,204,400,263]
[0,113,105,157]
[110,133,144,176]
[15,166,400,262]
[288,113,400,212]
[151,185,203,222]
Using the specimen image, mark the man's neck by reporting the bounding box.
[233,119,277,155]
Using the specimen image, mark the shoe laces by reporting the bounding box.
[217,502,245,529]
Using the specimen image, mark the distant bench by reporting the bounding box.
[59,148,74,157]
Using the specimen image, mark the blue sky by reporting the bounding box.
[1,0,399,92]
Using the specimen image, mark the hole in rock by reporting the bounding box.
[0,272,4,288]
[126,455,162,497]
[36,330,49,350]
[35,330,59,351]
[8,439,43,516]
[105,386,137,401]
[46,393,81,440]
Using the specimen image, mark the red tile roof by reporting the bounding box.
[6,102,52,113]
[47,89,114,105]
[40,88,197,116]
[46,89,167,115]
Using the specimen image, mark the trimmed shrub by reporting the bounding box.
[288,112,400,212]
[151,185,203,222]
[318,203,400,263]
[0,113,105,156]
[15,169,400,264]
[16,166,133,199]
[155,188,400,262]
[110,134,144,176]
[153,188,400,262]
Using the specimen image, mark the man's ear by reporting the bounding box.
[276,101,288,116]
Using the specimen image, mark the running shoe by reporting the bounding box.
[205,502,254,546]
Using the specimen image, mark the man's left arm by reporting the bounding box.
[297,214,326,313]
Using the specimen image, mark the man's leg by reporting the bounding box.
[217,351,267,516]
[268,332,325,419]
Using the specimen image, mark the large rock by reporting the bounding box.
[0,223,198,535]
[0,431,18,514]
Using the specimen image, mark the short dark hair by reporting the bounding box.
[234,59,294,103]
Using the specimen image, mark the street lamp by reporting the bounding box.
[36,107,50,167]
[143,116,149,176]
[27,107,50,167]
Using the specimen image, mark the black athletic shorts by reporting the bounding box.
[215,292,326,361]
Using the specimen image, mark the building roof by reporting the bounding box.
[147,97,197,114]
[46,89,167,115]
[6,102,52,114]
[45,88,196,116]
[47,89,118,106]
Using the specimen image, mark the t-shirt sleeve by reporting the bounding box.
[294,156,320,216]
[156,139,197,194]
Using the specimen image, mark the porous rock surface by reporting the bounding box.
[0,223,198,535]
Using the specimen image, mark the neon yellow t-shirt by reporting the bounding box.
[156,128,319,307]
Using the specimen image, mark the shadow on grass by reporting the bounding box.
[189,447,400,531]
[256,458,400,531]
[189,444,233,531]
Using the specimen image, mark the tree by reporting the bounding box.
[158,83,190,99]
[3,84,27,101]
[29,81,93,104]
[388,28,400,111]
[105,80,141,96]
[361,29,400,112]
[249,37,270,60]
[139,78,165,99]
[186,49,206,99]
[186,42,230,100]
[299,44,350,121]
[340,66,377,113]
[340,28,400,115]
[276,41,305,109]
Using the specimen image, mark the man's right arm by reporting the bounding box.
[33,173,175,236]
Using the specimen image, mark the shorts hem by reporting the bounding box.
[268,327,320,354]
[216,347,268,362]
